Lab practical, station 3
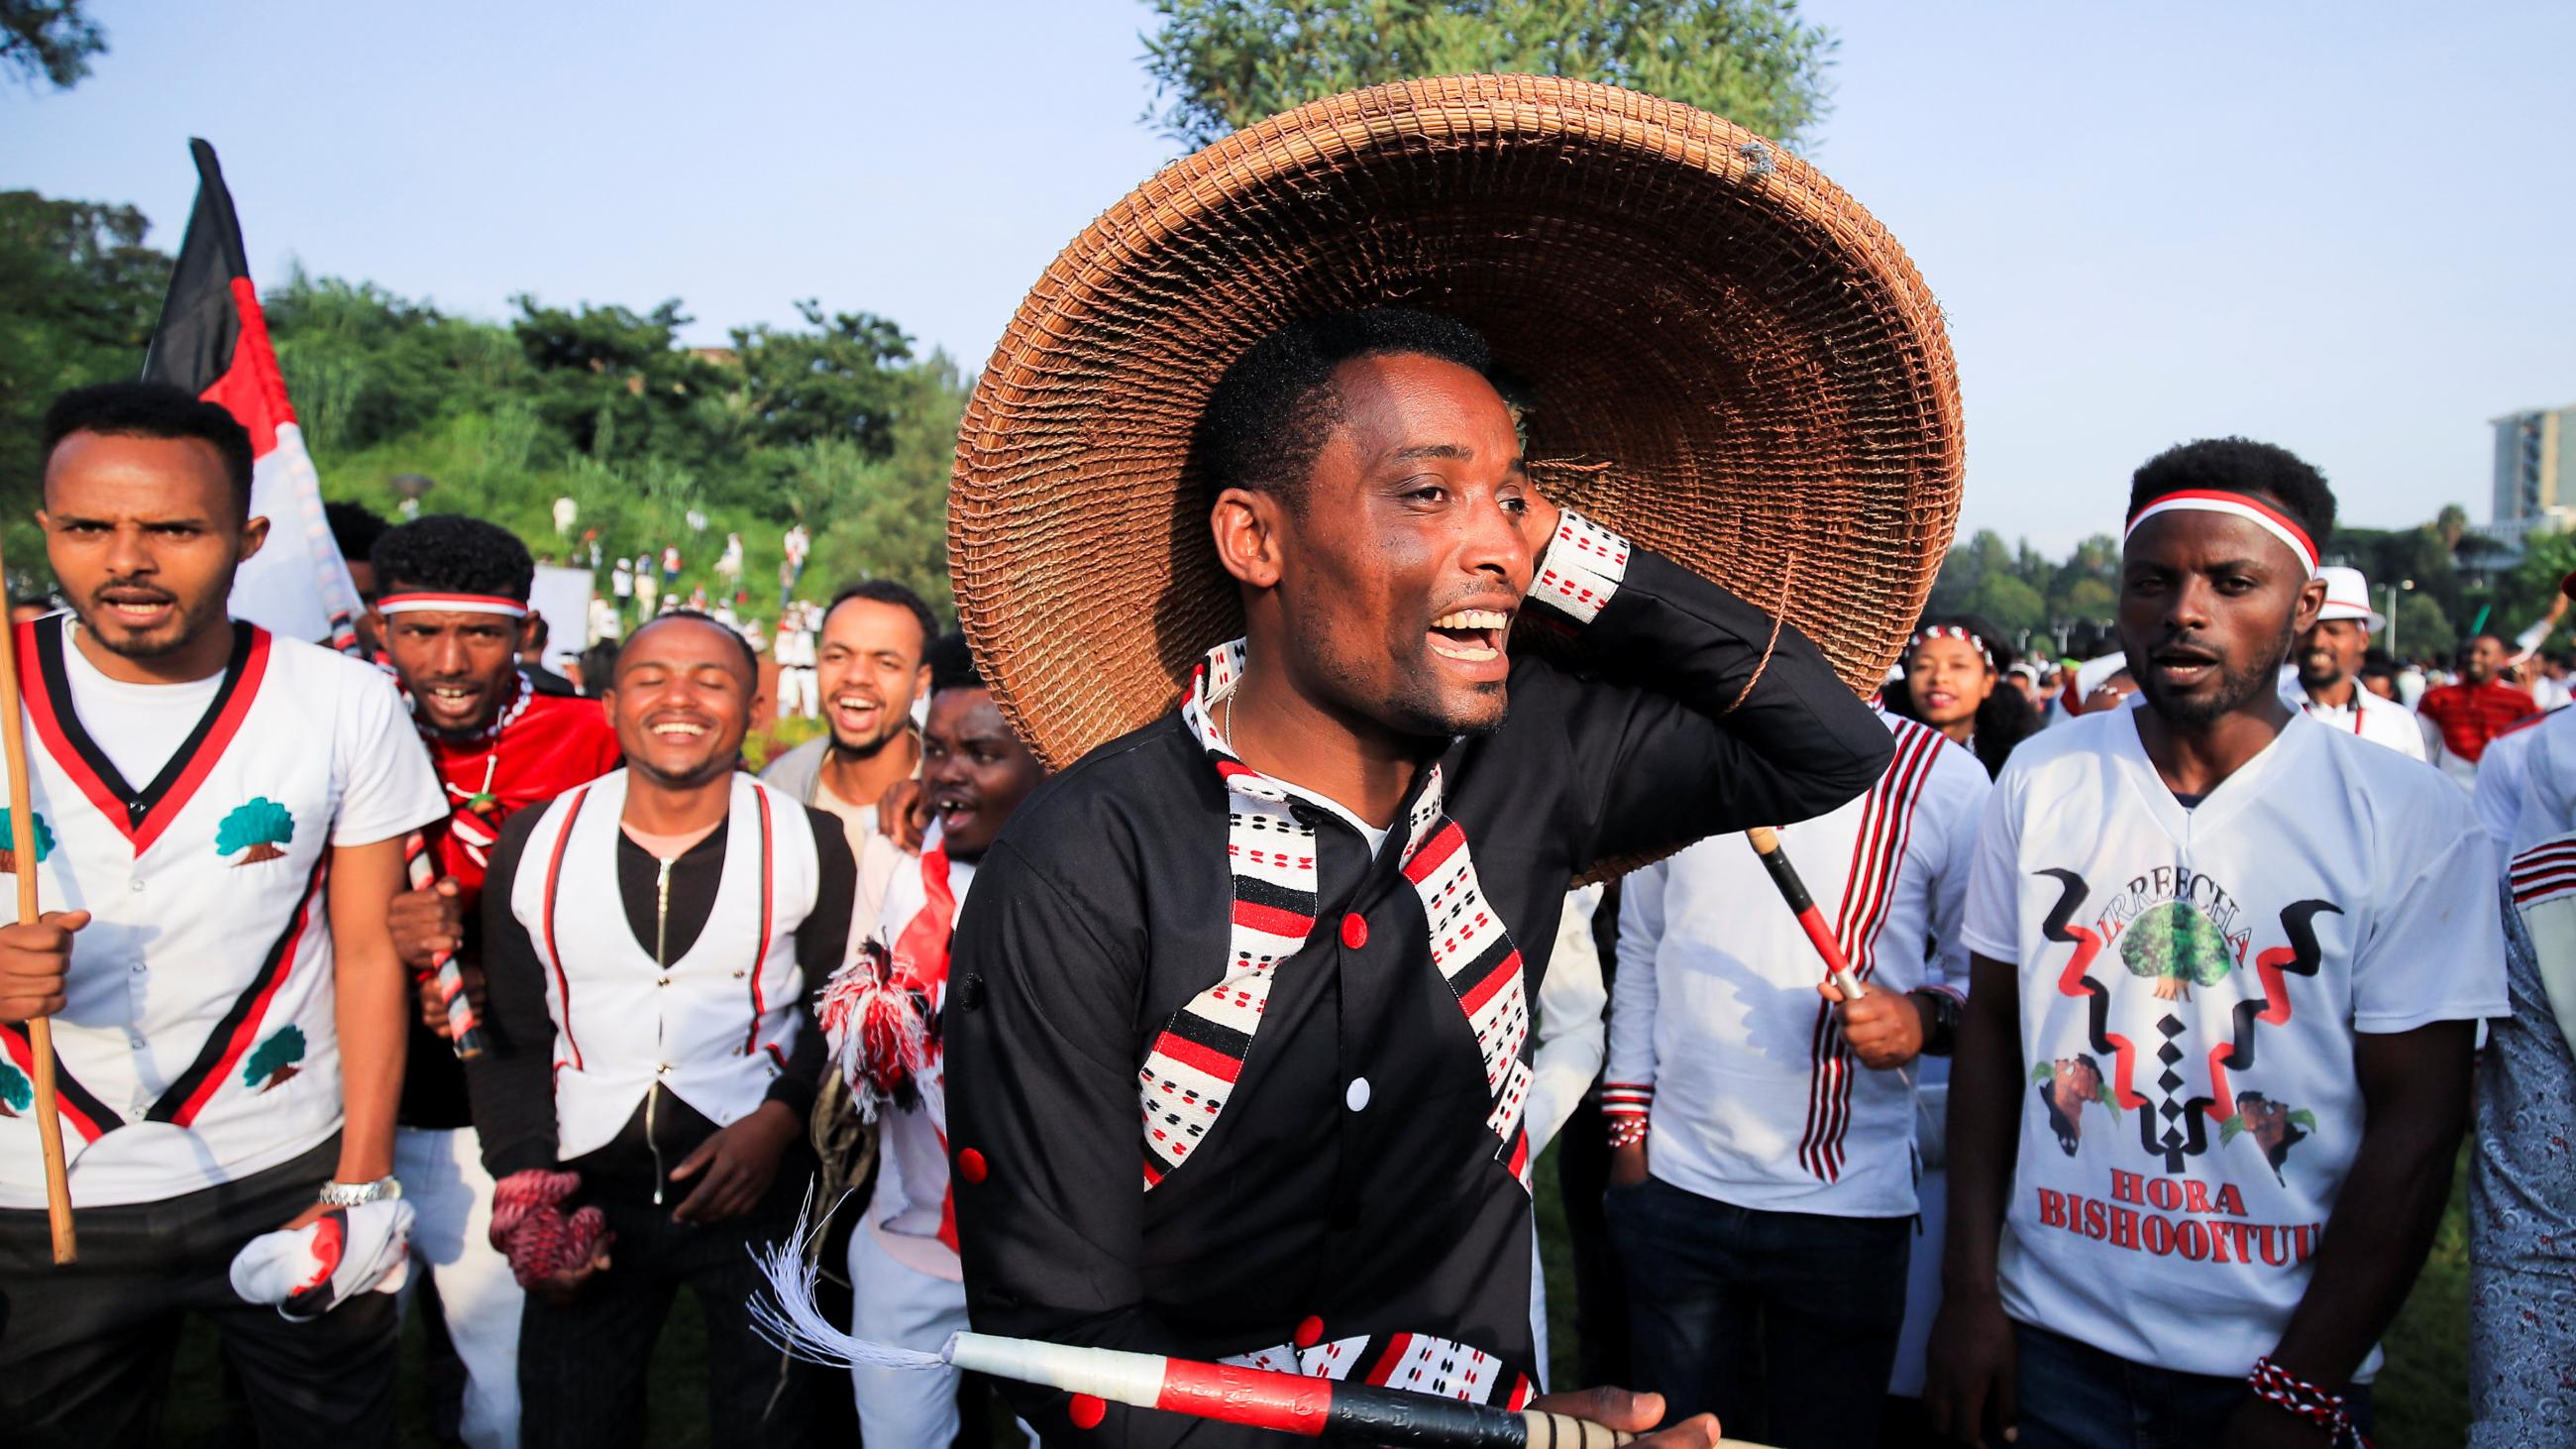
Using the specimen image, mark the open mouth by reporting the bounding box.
[2150,648,2220,685]
[1428,608,1513,664]
[933,792,980,832]
[421,684,482,711]
[100,592,176,627]
[828,692,883,731]
[1923,690,1959,711]
[647,717,711,740]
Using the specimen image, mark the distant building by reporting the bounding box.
[2491,403,2576,538]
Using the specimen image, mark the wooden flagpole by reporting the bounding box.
[0,587,76,1264]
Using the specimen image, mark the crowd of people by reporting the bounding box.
[0,314,2568,1449]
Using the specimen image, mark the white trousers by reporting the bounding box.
[848,1219,970,1446]
[777,666,819,720]
[394,1125,524,1449]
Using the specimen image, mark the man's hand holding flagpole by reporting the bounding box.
[0,602,78,1264]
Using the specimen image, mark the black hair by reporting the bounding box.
[577,640,619,699]
[2126,437,2335,549]
[41,382,256,518]
[1199,308,1496,510]
[823,579,938,657]
[1886,613,2041,778]
[325,501,390,571]
[370,513,535,603]
[624,609,760,683]
[926,630,984,694]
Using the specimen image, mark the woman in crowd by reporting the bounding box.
[1887,613,2040,777]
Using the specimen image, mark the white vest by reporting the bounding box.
[510,771,819,1162]
[0,622,388,1207]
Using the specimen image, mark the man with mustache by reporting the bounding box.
[0,383,447,1444]
[761,580,938,930]
[943,310,1893,1447]
[2417,631,2538,788]
[370,513,621,1448]
[1931,439,2506,1449]
[2280,565,2423,760]
[820,630,1047,1445]
[465,611,855,1448]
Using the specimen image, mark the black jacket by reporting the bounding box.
[944,523,1892,1444]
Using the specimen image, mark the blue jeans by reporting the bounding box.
[2011,1321,2374,1449]
[1604,1173,1910,1448]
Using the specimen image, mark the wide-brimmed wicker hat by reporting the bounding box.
[951,73,1964,772]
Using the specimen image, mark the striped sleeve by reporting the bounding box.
[1602,859,1668,1130]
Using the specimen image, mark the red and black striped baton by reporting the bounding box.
[404,831,484,1059]
[1744,826,1868,1001]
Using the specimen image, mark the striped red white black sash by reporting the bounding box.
[1139,639,1535,1193]
[1795,720,1943,1181]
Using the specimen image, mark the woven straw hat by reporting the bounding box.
[952,73,1964,771]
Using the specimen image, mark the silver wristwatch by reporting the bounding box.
[316,1175,401,1207]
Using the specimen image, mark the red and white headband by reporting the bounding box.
[376,592,530,619]
[1906,622,1997,668]
[2123,490,2318,578]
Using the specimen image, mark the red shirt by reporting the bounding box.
[402,687,621,1130]
[420,690,622,901]
[2415,680,2538,765]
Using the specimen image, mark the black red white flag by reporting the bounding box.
[141,139,362,651]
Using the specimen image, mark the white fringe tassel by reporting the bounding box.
[747,1191,952,1373]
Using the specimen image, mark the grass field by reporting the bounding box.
[159,1146,2474,1447]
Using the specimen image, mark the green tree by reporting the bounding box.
[0,190,167,532]
[215,798,295,862]
[797,353,972,615]
[1962,573,2046,639]
[1138,0,1836,150]
[242,1025,305,1090]
[2,0,104,89]
[730,300,914,453]
[2120,901,2232,1002]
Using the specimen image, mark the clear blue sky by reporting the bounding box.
[7,1,2570,552]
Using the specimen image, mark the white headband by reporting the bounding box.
[376,592,530,619]
[2123,491,2319,578]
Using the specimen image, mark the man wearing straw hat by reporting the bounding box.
[944,305,1895,1447]
[2279,564,2423,761]
[925,75,1965,1447]
[0,382,447,1444]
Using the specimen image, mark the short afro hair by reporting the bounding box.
[2127,437,2335,549]
[42,382,255,518]
[823,579,939,657]
[371,514,535,603]
[926,630,984,695]
[1199,308,1496,510]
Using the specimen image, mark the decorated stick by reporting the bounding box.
[0,611,75,1263]
[1744,826,1867,1001]
[403,831,483,1059]
[753,1224,1773,1447]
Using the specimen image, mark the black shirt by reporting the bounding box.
[944,535,1893,1444]
[467,791,856,1184]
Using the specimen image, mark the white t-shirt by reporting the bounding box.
[1,623,446,1207]
[2280,677,2425,763]
[1963,709,2505,1381]
[60,632,225,790]
[1609,714,1989,1216]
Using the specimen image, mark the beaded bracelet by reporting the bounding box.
[2247,1357,2369,1447]
[1603,1115,1648,1150]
